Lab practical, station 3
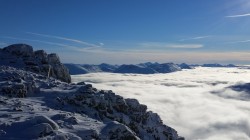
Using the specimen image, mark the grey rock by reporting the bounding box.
[24,123,54,138]
[100,121,140,140]
[3,44,33,57]
[0,44,71,83]
[29,115,59,130]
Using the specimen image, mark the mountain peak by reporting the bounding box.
[0,44,71,83]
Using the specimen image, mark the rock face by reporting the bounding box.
[3,44,33,56]
[0,66,184,140]
[0,44,71,83]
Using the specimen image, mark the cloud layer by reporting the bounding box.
[26,32,101,48]
[226,13,250,18]
[179,36,212,41]
[72,67,250,140]
[139,42,204,49]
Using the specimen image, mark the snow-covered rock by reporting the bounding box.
[114,64,157,74]
[148,63,182,73]
[178,63,193,69]
[0,66,184,140]
[3,44,33,57]
[0,44,71,83]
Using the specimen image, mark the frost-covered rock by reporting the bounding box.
[48,53,60,64]
[100,121,140,140]
[0,66,184,140]
[3,44,33,57]
[63,84,182,139]
[0,44,71,83]
[24,123,54,138]
[28,115,59,130]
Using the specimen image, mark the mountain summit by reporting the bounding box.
[0,44,71,83]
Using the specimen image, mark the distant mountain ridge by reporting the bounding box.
[65,62,238,75]
[202,63,237,67]
[65,62,192,75]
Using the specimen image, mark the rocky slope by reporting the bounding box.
[0,66,184,140]
[0,44,184,140]
[0,44,71,83]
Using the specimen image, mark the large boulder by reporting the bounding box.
[48,53,60,64]
[3,44,33,57]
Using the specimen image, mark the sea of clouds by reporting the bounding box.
[72,67,250,140]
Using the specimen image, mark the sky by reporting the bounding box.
[0,0,250,64]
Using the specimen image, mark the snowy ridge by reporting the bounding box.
[0,66,183,140]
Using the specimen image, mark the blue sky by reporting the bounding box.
[1,0,250,64]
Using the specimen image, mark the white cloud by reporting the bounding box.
[179,36,212,41]
[167,44,203,48]
[226,13,250,18]
[26,32,101,48]
[1,36,79,49]
[226,39,250,44]
[139,42,204,49]
[71,67,250,140]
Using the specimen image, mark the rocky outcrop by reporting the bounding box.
[3,44,33,57]
[60,82,183,139]
[0,66,184,140]
[0,44,71,83]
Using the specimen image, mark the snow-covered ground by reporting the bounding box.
[0,66,182,140]
[72,67,250,140]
